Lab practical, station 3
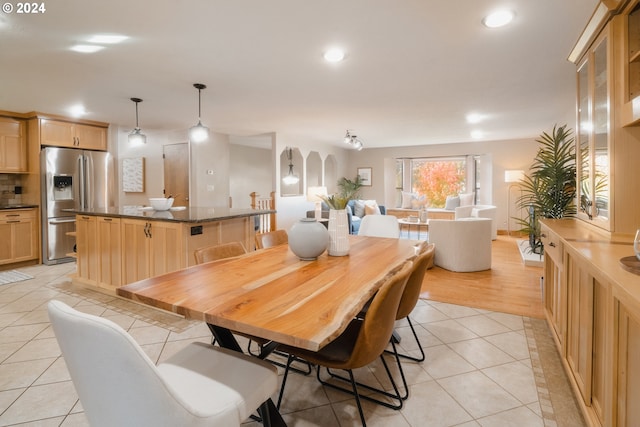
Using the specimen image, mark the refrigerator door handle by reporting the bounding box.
[78,155,86,209]
[49,218,76,224]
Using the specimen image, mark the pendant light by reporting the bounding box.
[128,98,146,144]
[282,147,299,185]
[189,83,210,143]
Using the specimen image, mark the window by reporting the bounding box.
[399,155,477,208]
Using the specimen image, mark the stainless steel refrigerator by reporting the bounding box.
[41,147,115,264]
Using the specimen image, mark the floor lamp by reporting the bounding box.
[505,170,524,237]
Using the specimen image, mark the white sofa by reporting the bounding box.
[454,205,497,240]
[427,218,492,272]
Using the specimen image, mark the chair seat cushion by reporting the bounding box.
[158,343,277,420]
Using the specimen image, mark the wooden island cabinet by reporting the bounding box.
[71,206,273,293]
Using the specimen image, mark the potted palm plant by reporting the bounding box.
[515,124,576,254]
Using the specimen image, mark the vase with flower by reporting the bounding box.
[321,194,350,256]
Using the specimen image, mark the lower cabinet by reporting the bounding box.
[121,218,184,284]
[0,209,38,265]
[565,252,607,426]
[75,215,98,285]
[617,302,640,427]
[97,216,121,289]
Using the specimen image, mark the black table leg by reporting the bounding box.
[207,323,288,427]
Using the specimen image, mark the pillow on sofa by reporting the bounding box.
[354,200,366,218]
[444,195,460,210]
[401,192,414,209]
[364,201,381,215]
[459,192,474,206]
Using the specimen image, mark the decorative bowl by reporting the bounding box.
[149,197,174,211]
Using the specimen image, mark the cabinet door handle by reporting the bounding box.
[147,223,152,238]
[7,220,20,223]
[6,214,20,217]
[548,242,556,247]
[541,233,547,238]
[104,218,112,222]
[143,223,149,238]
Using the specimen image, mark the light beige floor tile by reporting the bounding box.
[5,337,61,363]
[278,404,341,426]
[278,368,331,413]
[484,331,530,360]
[401,380,473,427]
[406,304,449,324]
[430,302,483,319]
[0,311,25,328]
[438,371,521,419]
[33,356,71,385]
[0,323,49,343]
[126,324,170,345]
[332,397,409,427]
[424,319,479,343]
[97,312,136,331]
[167,322,212,341]
[0,381,78,425]
[0,340,26,363]
[477,405,543,427]
[393,323,442,351]
[0,358,55,389]
[0,388,24,414]
[423,345,476,379]
[449,338,515,369]
[486,312,525,331]
[60,412,90,427]
[455,315,512,337]
[482,361,539,405]
[139,342,167,364]
[453,421,481,426]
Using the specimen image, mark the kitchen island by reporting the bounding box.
[68,206,275,292]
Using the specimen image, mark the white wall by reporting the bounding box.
[344,138,539,233]
[229,142,272,209]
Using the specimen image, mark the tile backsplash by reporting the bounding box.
[0,174,24,205]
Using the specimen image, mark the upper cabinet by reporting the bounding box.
[576,27,612,231]
[40,119,107,151]
[0,116,27,173]
[570,2,640,236]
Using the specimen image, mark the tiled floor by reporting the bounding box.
[0,263,584,427]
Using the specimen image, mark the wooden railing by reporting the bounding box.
[250,191,276,234]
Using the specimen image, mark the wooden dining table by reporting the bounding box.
[117,235,420,426]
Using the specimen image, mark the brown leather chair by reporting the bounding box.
[276,261,413,426]
[194,242,246,264]
[255,229,288,250]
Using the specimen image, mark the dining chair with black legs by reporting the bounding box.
[276,261,414,427]
[48,300,278,427]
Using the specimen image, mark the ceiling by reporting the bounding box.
[0,0,598,149]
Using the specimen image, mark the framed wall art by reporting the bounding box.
[357,167,372,186]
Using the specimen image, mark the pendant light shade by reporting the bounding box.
[128,98,146,144]
[282,147,299,185]
[189,83,210,143]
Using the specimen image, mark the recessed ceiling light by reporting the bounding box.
[483,10,515,28]
[68,104,88,117]
[88,34,128,44]
[324,48,345,63]
[466,113,483,124]
[70,44,105,53]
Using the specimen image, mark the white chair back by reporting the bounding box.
[358,215,400,238]
[428,218,492,272]
[47,300,241,427]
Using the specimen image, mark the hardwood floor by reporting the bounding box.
[420,235,545,319]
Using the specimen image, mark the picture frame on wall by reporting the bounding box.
[357,167,372,186]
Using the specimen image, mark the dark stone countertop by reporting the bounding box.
[65,206,275,223]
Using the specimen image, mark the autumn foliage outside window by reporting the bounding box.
[411,158,466,208]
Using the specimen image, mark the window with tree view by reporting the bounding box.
[411,157,467,208]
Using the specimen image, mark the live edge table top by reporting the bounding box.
[117,236,421,352]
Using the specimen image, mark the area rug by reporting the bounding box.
[0,270,34,285]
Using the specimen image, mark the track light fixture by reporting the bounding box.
[343,129,363,151]
[189,83,210,143]
[128,98,146,144]
[282,147,300,185]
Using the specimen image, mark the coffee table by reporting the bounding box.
[398,218,429,240]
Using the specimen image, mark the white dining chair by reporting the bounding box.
[47,300,278,427]
[357,215,400,238]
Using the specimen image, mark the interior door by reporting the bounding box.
[163,143,189,207]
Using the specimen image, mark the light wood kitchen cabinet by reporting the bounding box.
[617,303,640,426]
[0,117,27,173]
[75,215,98,286]
[565,251,608,426]
[121,218,184,284]
[540,224,566,352]
[576,25,612,231]
[97,216,121,289]
[0,209,38,265]
[40,119,107,151]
